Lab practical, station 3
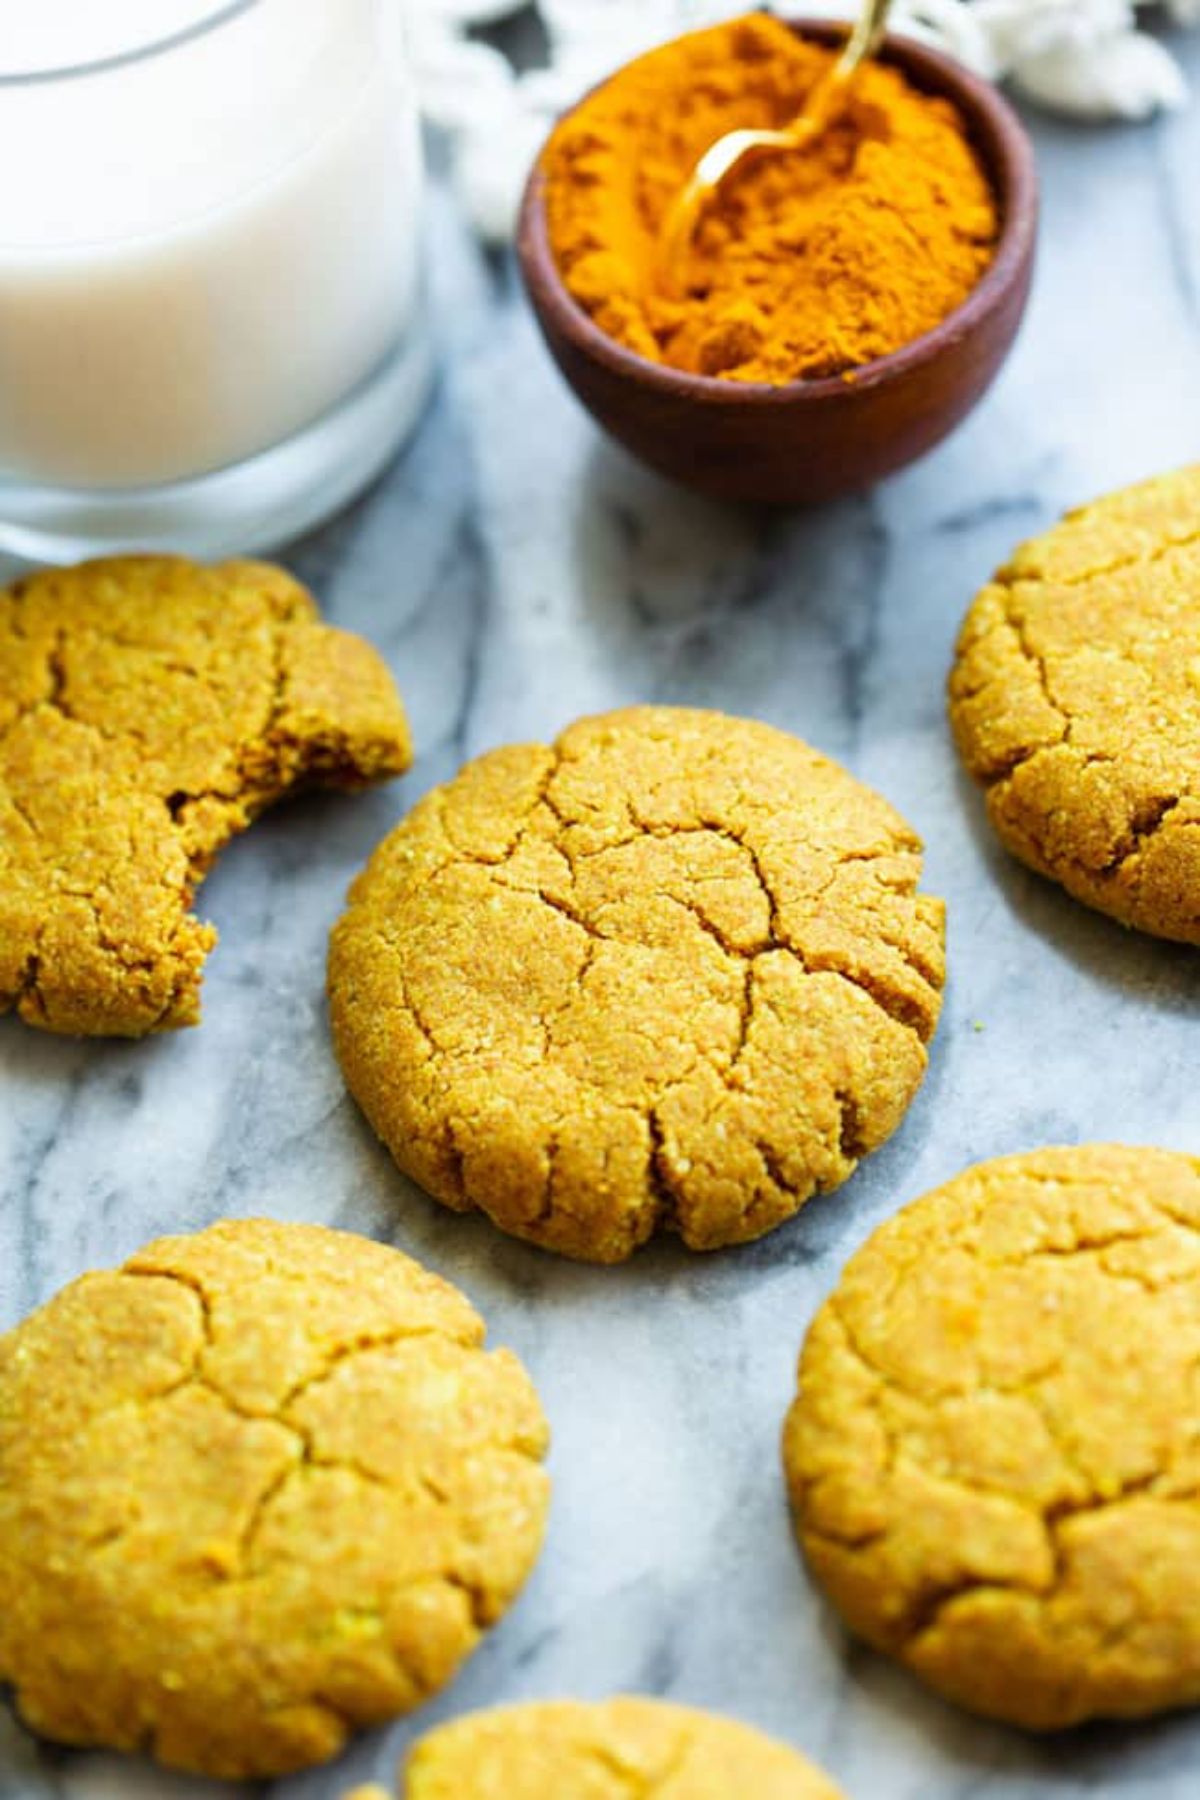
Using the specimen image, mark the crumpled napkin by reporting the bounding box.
[408,0,1197,241]
[953,1,1196,112]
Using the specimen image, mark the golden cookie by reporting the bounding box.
[349,1697,846,1797]
[784,1144,1200,1729]
[949,466,1200,942]
[0,1219,550,1779]
[329,706,944,1263]
[0,555,412,1036]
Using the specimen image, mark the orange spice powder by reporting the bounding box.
[541,13,1000,384]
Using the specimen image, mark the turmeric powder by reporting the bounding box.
[541,13,999,384]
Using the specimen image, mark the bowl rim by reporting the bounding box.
[517,15,1040,410]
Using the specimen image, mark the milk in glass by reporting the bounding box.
[0,0,429,552]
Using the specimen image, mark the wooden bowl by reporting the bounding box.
[516,20,1038,505]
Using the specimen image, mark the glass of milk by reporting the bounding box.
[0,0,432,561]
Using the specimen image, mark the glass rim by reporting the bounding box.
[0,0,262,87]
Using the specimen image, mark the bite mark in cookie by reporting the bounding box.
[0,555,411,1034]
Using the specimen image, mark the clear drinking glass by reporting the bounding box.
[0,0,432,561]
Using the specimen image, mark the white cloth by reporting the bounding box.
[408,0,1196,240]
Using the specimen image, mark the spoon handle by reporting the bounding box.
[839,0,895,76]
[795,0,894,142]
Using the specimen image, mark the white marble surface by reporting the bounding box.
[3,32,1200,1800]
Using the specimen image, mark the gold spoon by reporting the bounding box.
[658,0,895,289]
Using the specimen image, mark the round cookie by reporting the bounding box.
[329,706,944,1263]
[347,1697,846,1798]
[784,1144,1200,1729]
[0,554,411,1035]
[949,465,1200,942]
[0,1219,550,1779]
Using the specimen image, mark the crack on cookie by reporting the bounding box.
[45,631,68,711]
[543,815,935,1043]
[726,961,756,1081]
[233,1448,306,1571]
[862,906,944,992]
[834,1089,867,1161]
[394,966,441,1058]
[1025,522,1200,591]
[530,1129,563,1231]
[798,948,936,1042]
[899,1573,1017,1648]
[1043,1468,1167,1535]
[668,890,769,959]
[440,1122,470,1208]
[575,1750,645,1796]
[261,605,294,760]
[825,1298,936,1407]
[646,1109,682,1236]
[439,1567,492,1635]
[896,1454,1187,1654]
[752,1137,802,1202]
[629,810,787,945]
[437,749,565,870]
[4,785,40,840]
[1096,792,1187,877]
[125,1263,216,1346]
[996,574,1069,734]
[642,1726,702,1798]
[951,576,1071,786]
[571,1738,679,1798]
[13,952,44,1017]
[278,1325,474,1409]
[534,888,610,944]
[632,817,936,1040]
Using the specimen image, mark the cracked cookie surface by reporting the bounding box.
[0,555,412,1036]
[346,1697,845,1798]
[949,466,1200,942]
[329,706,944,1264]
[0,1218,550,1779]
[784,1144,1200,1729]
